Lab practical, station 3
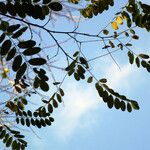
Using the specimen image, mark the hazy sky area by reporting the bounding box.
[1,0,150,150]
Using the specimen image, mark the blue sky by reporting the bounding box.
[1,0,150,150]
[24,0,150,150]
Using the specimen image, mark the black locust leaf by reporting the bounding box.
[18,40,36,49]
[12,27,28,39]
[12,55,22,72]
[1,40,11,56]
[40,81,49,92]
[48,2,63,11]
[16,63,27,80]
[23,47,41,56]
[7,24,20,33]
[6,47,16,61]
[28,58,46,66]
[0,33,5,43]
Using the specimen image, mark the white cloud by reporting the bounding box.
[53,63,136,140]
[53,82,100,140]
[104,64,133,90]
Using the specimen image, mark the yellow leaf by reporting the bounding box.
[123,15,127,20]
[111,22,118,30]
[116,16,123,24]
[4,68,9,73]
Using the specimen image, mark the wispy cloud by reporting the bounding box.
[53,82,100,140]
[104,64,133,90]
[53,63,136,140]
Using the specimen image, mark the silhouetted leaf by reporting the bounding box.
[12,55,22,72]
[6,47,16,61]
[48,2,63,11]
[53,99,58,108]
[1,40,11,56]
[7,24,20,33]
[128,51,134,64]
[139,53,149,59]
[87,76,93,83]
[127,103,132,112]
[12,27,28,39]
[131,101,140,110]
[114,98,120,109]
[16,63,27,80]
[0,33,5,43]
[18,40,36,49]
[6,136,12,147]
[39,81,49,92]
[47,103,53,113]
[23,47,41,56]
[28,58,46,66]
[120,101,126,111]
[99,78,107,83]
[43,0,52,4]
[56,93,62,103]
[135,57,140,68]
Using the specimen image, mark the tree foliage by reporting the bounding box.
[0,0,150,149]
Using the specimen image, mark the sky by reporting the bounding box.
[1,0,150,150]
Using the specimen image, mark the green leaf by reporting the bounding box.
[0,130,6,139]
[99,78,107,83]
[21,98,28,105]
[1,40,11,56]
[23,47,41,56]
[74,72,80,81]
[28,58,46,66]
[53,99,58,108]
[127,103,132,112]
[107,95,114,108]
[0,2,7,14]
[45,119,51,126]
[35,119,41,128]
[135,57,140,68]
[6,136,12,147]
[18,40,36,49]
[141,60,148,68]
[128,51,134,64]
[65,60,76,71]
[114,98,120,109]
[47,103,53,113]
[73,51,79,57]
[27,110,32,117]
[56,93,62,103]
[20,118,25,126]
[16,63,27,80]
[139,54,149,59]
[132,35,139,40]
[7,24,20,33]
[120,101,126,111]
[48,2,63,11]
[87,76,93,83]
[0,33,5,43]
[12,26,28,38]
[25,118,30,127]
[40,81,49,92]
[43,0,52,5]
[131,101,140,110]
[6,47,16,61]
[103,29,109,35]
[12,55,22,72]
[12,140,18,150]
[59,88,65,97]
